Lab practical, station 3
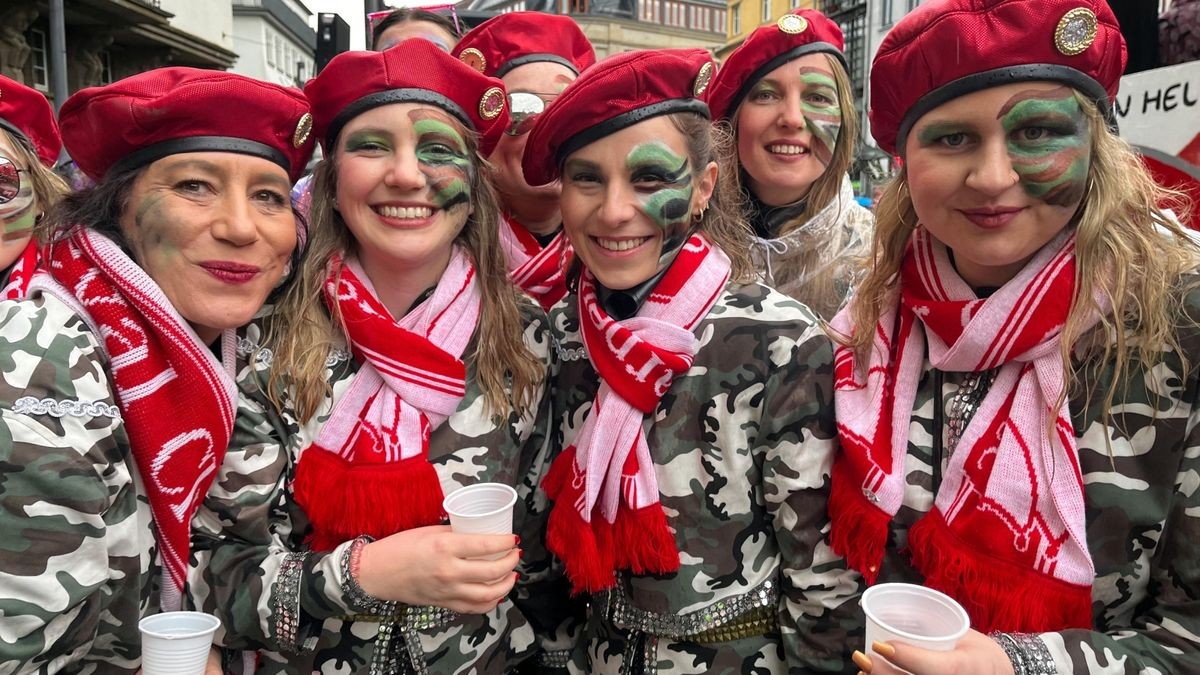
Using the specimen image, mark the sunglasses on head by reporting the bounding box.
[0,157,25,205]
[506,92,558,137]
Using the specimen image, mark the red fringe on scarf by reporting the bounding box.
[907,509,1094,634]
[543,446,614,594]
[827,458,891,585]
[293,446,445,552]
[612,502,680,575]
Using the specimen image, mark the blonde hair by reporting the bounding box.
[264,121,544,424]
[723,52,859,233]
[844,92,1199,422]
[2,129,69,231]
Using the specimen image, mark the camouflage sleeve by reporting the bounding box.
[510,312,585,672]
[1032,350,1200,674]
[186,365,364,654]
[760,317,860,674]
[0,297,138,672]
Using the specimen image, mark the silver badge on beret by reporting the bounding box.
[1055,7,1097,56]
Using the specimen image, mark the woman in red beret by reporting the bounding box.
[523,48,858,674]
[0,74,68,299]
[705,9,873,319]
[187,40,554,674]
[0,67,312,673]
[832,1,1200,674]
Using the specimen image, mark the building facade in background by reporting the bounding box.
[231,0,316,86]
[463,0,727,58]
[4,0,237,108]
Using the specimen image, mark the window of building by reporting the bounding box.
[790,0,801,8]
[732,5,740,34]
[907,0,918,10]
[718,9,727,33]
[27,28,48,91]
[266,32,276,66]
[655,0,662,22]
[761,0,770,22]
[99,50,112,84]
[882,0,893,25]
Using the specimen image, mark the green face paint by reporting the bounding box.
[625,141,693,267]
[343,131,392,153]
[0,181,35,239]
[998,87,1091,207]
[915,122,970,148]
[797,68,842,165]
[410,112,473,212]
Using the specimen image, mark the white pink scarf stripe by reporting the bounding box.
[292,248,479,550]
[544,235,731,593]
[498,213,571,310]
[829,228,1097,633]
[28,230,236,612]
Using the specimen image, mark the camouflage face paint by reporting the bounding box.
[998,87,1091,207]
[625,141,693,267]
[797,68,842,165]
[0,169,35,241]
[409,110,474,212]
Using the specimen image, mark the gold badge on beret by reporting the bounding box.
[292,112,313,148]
[479,87,505,120]
[692,61,715,98]
[1055,7,1097,56]
[459,48,487,74]
[777,14,809,35]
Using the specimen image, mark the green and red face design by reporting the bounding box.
[409,110,474,213]
[998,86,1091,207]
[626,141,694,267]
[795,67,842,165]
[0,159,35,243]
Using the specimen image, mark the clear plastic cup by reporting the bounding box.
[138,611,220,675]
[862,583,970,669]
[443,482,518,560]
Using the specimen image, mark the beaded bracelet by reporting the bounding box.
[340,536,400,617]
[990,631,1057,675]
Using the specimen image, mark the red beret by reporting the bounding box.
[870,0,1127,155]
[706,10,846,122]
[522,48,715,186]
[59,67,314,182]
[306,40,510,157]
[453,12,595,79]
[0,74,61,167]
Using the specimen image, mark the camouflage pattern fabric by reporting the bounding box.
[186,300,560,674]
[0,291,160,674]
[748,176,873,321]
[859,282,1200,674]
[549,282,860,675]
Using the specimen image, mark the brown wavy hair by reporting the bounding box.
[842,92,1199,423]
[264,118,544,423]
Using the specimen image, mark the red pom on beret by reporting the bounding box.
[453,12,595,79]
[870,0,1127,155]
[306,40,510,157]
[0,74,61,167]
[59,67,314,182]
[705,9,846,122]
[522,48,715,186]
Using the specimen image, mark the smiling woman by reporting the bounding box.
[186,40,557,675]
[831,1,1200,674]
[521,48,859,674]
[0,67,312,674]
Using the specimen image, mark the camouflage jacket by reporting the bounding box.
[186,301,558,675]
[0,291,160,674]
[550,282,859,675]
[865,285,1200,674]
[747,176,873,320]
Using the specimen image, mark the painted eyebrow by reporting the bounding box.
[795,66,835,78]
[342,127,394,142]
[997,86,1074,118]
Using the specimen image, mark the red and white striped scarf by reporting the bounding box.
[1,239,39,300]
[28,230,236,612]
[293,248,480,551]
[828,228,1097,633]
[497,213,571,311]
[543,235,730,594]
